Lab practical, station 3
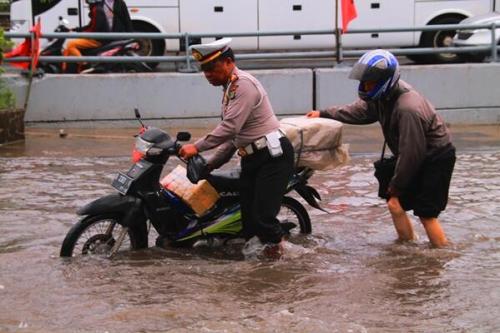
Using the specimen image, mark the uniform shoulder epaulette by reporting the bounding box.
[227,74,239,101]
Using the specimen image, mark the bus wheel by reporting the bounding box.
[415,15,465,64]
[132,21,166,69]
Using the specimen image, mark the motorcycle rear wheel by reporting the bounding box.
[279,196,312,234]
[60,214,146,257]
[124,50,153,73]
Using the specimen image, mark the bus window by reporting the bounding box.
[32,0,63,17]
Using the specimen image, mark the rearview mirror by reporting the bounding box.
[134,108,141,119]
[176,132,191,142]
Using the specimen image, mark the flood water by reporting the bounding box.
[0,126,499,333]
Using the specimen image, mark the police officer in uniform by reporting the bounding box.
[179,38,294,258]
[307,49,456,248]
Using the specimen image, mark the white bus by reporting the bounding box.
[9,0,500,63]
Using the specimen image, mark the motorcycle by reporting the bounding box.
[60,109,324,258]
[39,17,152,74]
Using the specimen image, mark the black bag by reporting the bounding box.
[373,141,397,199]
[374,155,396,199]
[186,154,208,184]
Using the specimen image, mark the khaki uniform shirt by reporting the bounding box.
[195,67,280,168]
[320,80,453,192]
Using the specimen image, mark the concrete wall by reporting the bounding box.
[5,63,500,126]
[315,63,500,124]
[6,69,313,127]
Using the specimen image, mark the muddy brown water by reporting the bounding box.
[0,125,499,333]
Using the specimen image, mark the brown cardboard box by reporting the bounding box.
[160,165,220,216]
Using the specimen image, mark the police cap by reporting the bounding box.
[190,38,232,65]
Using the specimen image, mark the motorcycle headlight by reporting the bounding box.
[135,137,154,154]
[135,137,163,156]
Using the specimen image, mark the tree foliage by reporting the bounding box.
[0,28,15,110]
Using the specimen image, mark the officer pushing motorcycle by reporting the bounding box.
[179,38,295,259]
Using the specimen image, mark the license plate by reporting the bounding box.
[111,172,134,195]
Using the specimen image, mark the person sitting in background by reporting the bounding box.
[63,0,133,73]
[306,49,456,248]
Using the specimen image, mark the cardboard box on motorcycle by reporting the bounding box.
[161,165,219,216]
[280,117,349,170]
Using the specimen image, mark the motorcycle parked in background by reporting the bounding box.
[39,17,152,74]
[60,109,324,258]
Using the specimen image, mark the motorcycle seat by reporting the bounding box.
[81,39,136,55]
[207,169,241,193]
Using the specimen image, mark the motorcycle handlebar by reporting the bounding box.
[172,142,188,164]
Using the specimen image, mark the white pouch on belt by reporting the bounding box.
[265,131,283,157]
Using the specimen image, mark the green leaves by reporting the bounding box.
[0,28,15,110]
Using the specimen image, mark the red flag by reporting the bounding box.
[4,39,31,69]
[341,0,357,33]
[30,19,42,71]
[4,20,41,71]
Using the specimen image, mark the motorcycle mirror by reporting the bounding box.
[134,108,146,128]
[59,16,69,24]
[134,107,141,119]
[176,132,191,142]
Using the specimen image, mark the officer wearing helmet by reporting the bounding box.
[307,49,456,248]
[180,38,295,258]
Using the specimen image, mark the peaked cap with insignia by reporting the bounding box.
[190,38,233,65]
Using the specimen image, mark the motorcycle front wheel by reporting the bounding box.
[60,214,147,257]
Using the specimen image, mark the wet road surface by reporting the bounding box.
[0,124,499,332]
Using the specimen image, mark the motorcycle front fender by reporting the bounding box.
[294,183,329,213]
[77,194,145,228]
[77,193,139,215]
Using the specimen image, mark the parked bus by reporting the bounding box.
[9,0,500,63]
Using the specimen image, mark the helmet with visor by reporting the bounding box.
[349,49,400,101]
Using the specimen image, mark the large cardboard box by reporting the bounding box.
[160,165,220,216]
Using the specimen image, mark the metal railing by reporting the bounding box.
[3,22,498,72]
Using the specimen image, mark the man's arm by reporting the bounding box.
[75,6,96,32]
[206,141,238,170]
[319,99,378,125]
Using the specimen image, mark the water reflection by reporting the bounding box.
[371,245,453,310]
[0,151,499,332]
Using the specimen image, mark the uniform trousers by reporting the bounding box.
[239,137,294,244]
